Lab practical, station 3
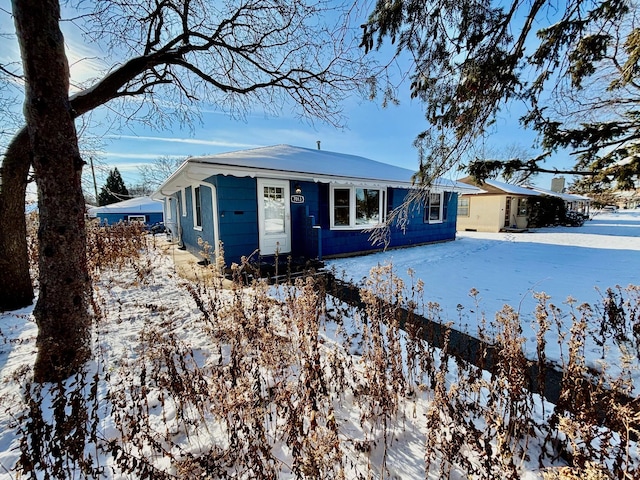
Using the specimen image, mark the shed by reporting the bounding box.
[151,145,479,266]
[88,196,164,226]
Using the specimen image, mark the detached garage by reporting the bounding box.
[88,196,164,226]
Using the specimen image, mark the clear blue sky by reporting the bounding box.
[100,85,568,190]
[1,3,575,193]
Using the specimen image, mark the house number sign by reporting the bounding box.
[291,194,305,204]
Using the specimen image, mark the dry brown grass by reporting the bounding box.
[9,226,640,479]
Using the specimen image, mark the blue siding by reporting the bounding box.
[299,181,367,256]
[215,176,259,265]
[175,175,458,266]
[296,186,457,259]
[96,212,163,226]
[180,185,216,260]
[386,189,457,248]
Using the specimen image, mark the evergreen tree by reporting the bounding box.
[98,168,129,206]
[362,0,640,189]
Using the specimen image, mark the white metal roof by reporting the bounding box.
[483,179,542,196]
[153,144,481,198]
[524,185,591,202]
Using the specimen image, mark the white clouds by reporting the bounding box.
[106,135,258,149]
[101,151,184,160]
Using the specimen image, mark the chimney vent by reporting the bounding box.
[551,177,565,193]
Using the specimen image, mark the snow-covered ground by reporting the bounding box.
[328,210,640,371]
[329,210,640,322]
[0,210,638,479]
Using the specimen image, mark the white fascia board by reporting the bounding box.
[152,172,194,200]
[448,185,486,194]
[185,162,415,189]
[452,184,487,195]
[152,167,186,199]
[155,160,480,197]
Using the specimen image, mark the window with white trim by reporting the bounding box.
[424,192,444,223]
[330,185,386,229]
[166,198,173,220]
[193,186,202,229]
[517,197,528,216]
[457,196,469,217]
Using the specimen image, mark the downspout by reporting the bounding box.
[201,181,220,257]
[160,191,184,248]
[157,171,183,248]
[176,196,184,249]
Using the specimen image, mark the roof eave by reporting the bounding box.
[152,159,484,197]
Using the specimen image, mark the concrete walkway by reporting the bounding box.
[157,239,232,286]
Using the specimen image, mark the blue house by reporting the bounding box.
[88,196,164,226]
[151,145,478,266]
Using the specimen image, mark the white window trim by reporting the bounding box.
[457,196,470,217]
[329,184,387,230]
[516,197,528,217]
[192,185,203,231]
[128,215,146,223]
[166,197,173,220]
[425,191,444,224]
[181,189,187,217]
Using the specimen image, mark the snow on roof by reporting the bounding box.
[524,185,591,202]
[615,190,640,199]
[194,145,415,182]
[482,179,542,196]
[88,196,163,216]
[153,145,481,197]
[458,176,539,196]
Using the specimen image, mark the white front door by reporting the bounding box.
[257,179,291,255]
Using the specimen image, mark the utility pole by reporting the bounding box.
[89,156,99,205]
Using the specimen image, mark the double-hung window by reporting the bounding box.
[457,196,470,217]
[330,185,386,229]
[166,198,173,221]
[517,197,528,216]
[193,186,202,229]
[424,192,444,223]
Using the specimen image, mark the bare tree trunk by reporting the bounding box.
[13,0,91,382]
[3,0,365,324]
[0,49,182,314]
[0,128,33,310]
